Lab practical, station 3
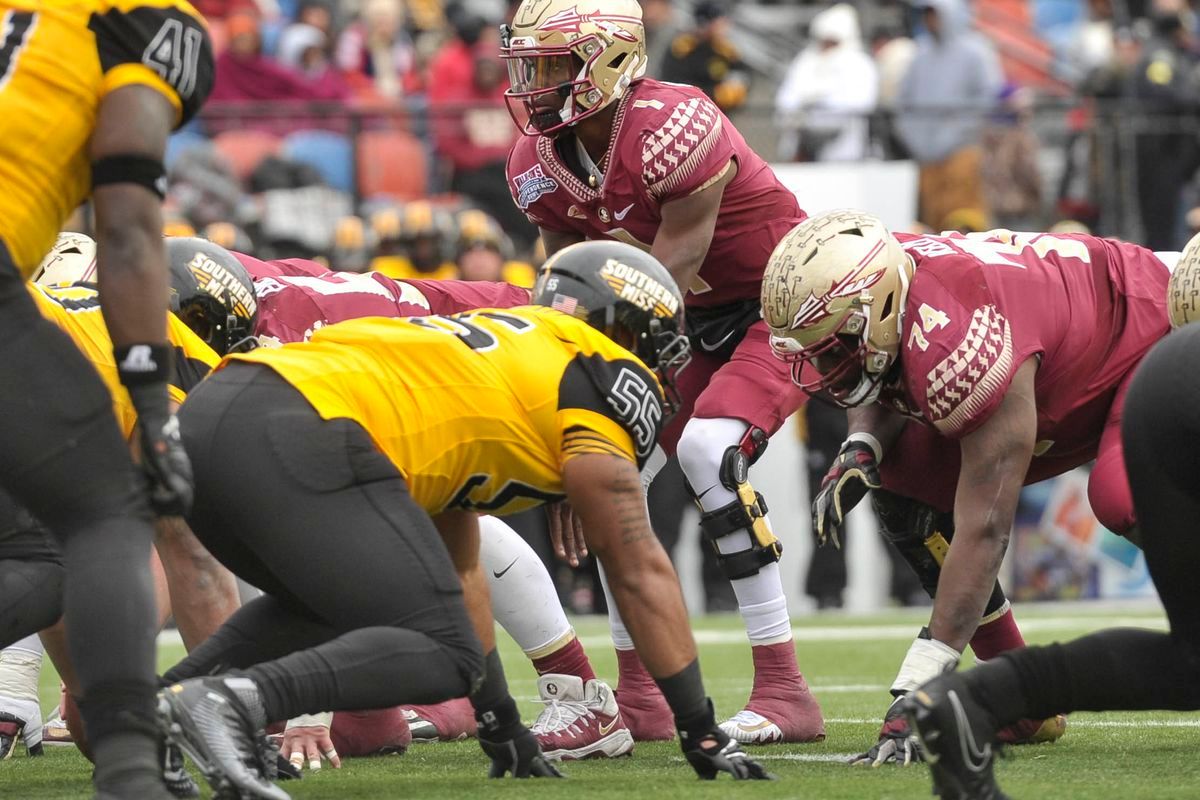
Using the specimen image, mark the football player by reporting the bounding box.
[160,237,631,763]
[502,0,822,743]
[0,279,224,793]
[905,238,1200,800]
[763,210,1176,763]
[0,2,212,792]
[157,241,770,794]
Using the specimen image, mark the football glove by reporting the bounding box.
[120,344,194,517]
[681,725,774,781]
[849,695,923,767]
[479,726,563,779]
[812,436,881,549]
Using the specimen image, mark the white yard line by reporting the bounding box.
[823,717,1200,728]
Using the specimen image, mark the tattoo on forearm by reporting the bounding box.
[610,476,654,545]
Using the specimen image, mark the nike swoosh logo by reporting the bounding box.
[613,203,635,221]
[599,717,619,736]
[949,690,992,773]
[699,329,736,352]
[492,558,519,580]
[734,719,775,733]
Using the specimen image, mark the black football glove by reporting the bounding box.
[134,398,194,518]
[812,438,881,549]
[479,726,563,779]
[119,344,194,517]
[848,695,924,767]
[681,725,774,781]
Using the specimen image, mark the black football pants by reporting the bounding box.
[0,244,159,741]
[967,323,1200,723]
[0,484,64,647]
[164,363,483,722]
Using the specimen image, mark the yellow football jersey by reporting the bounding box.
[0,0,213,274]
[228,306,666,515]
[29,283,219,438]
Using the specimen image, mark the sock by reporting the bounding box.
[616,648,656,688]
[969,605,1025,661]
[91,730,163,794]
[531,635,596,683]
[598,561,635,650]
[967,628,1200,728]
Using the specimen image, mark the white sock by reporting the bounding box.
[479,515,573,655]
[597,562,634,650]
[677,416,793,646]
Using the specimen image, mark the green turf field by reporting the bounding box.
[3,604,1198,799]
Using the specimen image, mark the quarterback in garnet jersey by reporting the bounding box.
[764,210,1173,759]
[502,0,820,744]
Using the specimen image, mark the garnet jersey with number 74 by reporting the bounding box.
[506,78,806,309]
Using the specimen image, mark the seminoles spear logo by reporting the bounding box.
[789,246,888,330]
[541,7,641,39]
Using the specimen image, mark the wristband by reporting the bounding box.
[115,343,172,388]
[287,712,334,730]
[845,432,883,462]
[889,628,961,696]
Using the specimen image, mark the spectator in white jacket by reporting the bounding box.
[775,4,878,162]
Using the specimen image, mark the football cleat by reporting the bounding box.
[0,697,43,758]
[998,713,1068,745]
[401,697,474,743]
[157,677,290,800]
[904,673,1011,800]
[41,708,72,746]
[531,674,633,761]
[720,642,825,744]
[163,741,200,798]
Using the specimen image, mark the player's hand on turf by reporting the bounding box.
[479,726,564,778]
[848,696,923,767]
[812,438,881,549]
[546,500,587,566]
[282,714,341,771]
[681,727,775,780]
[137,411,195,517]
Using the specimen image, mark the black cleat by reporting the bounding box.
[903,674,1011,800]
[163,741,200,798]
[157,677,290,800]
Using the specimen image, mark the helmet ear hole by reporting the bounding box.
[879,291,894,320]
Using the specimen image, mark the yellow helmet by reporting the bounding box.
[33,232,97,286]
[502,0,646,135]
[1168,230,1200,328]
[762,210,913,406]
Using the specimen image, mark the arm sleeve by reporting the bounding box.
[406,279,530,315]
[89,0,215,126]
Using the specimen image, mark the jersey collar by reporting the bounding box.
[536,85,636,202]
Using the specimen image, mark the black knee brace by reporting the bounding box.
[693,427,782,580]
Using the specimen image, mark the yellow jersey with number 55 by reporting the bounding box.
[227,306,666,516]
[0,0,213,274]
[29,282,218,438]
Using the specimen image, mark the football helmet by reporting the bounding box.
[533,240,690,415]
[1168,229,1200,328]
[762,210,913,407]
[165,237,259,356]
[502,0,647,135]
[32,233,97,286]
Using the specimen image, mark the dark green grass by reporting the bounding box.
[3,606,1198,799]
